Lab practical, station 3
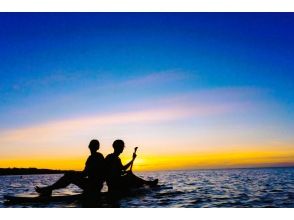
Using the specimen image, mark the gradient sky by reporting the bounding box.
[0,13,293,171]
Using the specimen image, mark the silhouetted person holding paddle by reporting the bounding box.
[105,139,158,192]
[35,139,105,196]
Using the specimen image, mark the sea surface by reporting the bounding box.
[1,167,294,208]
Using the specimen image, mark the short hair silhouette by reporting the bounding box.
[113,139,124,151]
[88,139,100,152]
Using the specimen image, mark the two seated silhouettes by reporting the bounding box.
[35,139,158,196]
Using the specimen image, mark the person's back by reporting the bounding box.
[105,153,123,190]
[85,152,105,185]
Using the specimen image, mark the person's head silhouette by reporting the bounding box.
[113,139,125,155]
[88,139,100,155]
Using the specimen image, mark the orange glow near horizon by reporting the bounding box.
[1,147,294,172]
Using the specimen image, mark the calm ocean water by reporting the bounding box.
[1,167,294,208]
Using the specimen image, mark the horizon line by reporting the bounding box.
[1,164,294,174]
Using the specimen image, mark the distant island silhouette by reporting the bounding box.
[0,168,74,176]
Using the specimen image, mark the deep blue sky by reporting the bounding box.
[1,13,293,126]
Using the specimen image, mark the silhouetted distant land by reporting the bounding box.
[0,168,75,176]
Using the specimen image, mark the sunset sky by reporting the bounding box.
[0,13,293,171]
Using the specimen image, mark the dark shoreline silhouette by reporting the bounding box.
[0,168,75,176]
[2,166,293,176]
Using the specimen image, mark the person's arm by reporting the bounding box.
[122,153,137,171]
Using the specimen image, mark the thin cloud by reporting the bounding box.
[11,72,82,91]
[119,70,193,87]
[0,95,252,144]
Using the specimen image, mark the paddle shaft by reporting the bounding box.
[130,147,138,172]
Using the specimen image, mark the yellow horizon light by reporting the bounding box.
[1,147,294,172]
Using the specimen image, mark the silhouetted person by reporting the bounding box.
[105,139,158,192]
[35,139,105,196]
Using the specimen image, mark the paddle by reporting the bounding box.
[130,147,138,172]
